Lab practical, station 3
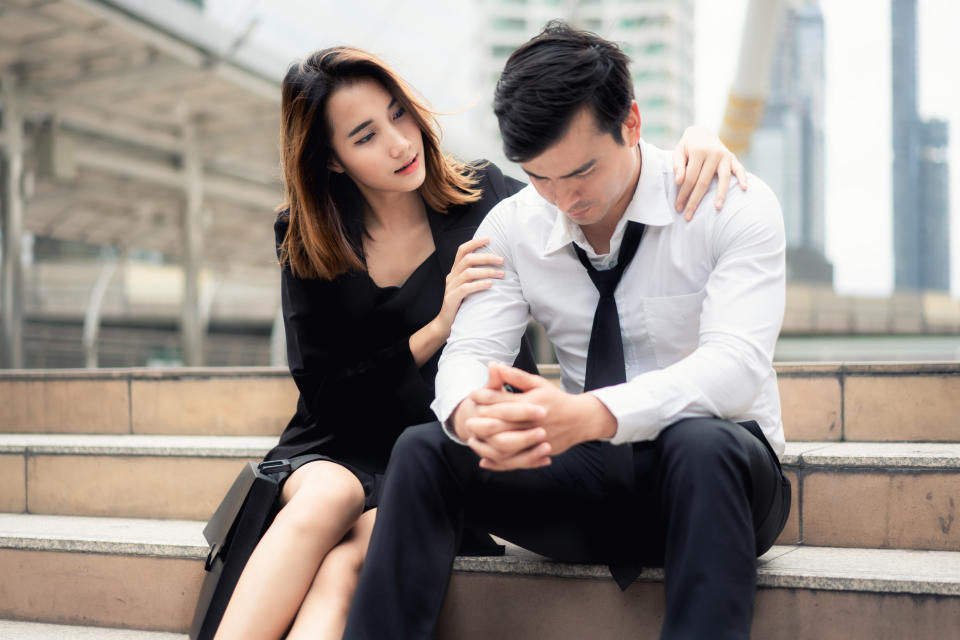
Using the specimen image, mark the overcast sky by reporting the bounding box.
[207,0,960,298]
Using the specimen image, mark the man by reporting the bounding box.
[343,22,791,640]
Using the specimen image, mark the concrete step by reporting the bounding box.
[2,435,959,551]
[779,441,960,550]
[0,514,957,638]
[0,367,298,437]
[1,363,958,441]
[0,620,186,639]
[439,544,960,640]
[0,434,277,521]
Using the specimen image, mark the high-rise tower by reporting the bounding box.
[746,0,832,284]
[477,0,695,153]
[892,0,951,291]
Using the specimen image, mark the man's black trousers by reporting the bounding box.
[343,417,791,640]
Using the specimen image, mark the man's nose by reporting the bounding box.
[556,181,580,212]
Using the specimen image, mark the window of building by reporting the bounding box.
[489,17,526,30]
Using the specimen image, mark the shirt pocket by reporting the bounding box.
[641,289,707,366]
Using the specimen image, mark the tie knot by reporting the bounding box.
[572,221,645,297]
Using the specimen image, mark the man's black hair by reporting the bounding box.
[493,20,634,163]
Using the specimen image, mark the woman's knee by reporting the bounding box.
[310,539,367,613]
[277,463,365,536]
[324,539,366,579]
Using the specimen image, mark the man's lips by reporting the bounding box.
[395,155,419,174]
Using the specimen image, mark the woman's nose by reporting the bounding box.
[388,127,410,158]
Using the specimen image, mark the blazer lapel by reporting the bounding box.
[428,207,479,275]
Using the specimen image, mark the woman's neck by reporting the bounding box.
[361,188,427,235]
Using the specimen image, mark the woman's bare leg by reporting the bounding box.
[213,461,365,640]
[286,508,377,640]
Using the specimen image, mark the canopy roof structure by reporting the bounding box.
[1,0,295,367]
[1,0,287,264]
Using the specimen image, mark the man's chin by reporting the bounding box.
[565,207,598,226]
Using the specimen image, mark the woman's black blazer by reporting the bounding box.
[265,162,537,472]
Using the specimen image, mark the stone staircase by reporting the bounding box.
[0,363,957,638]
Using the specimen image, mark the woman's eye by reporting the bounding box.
[356,132,374,145]
[392,106,406,120]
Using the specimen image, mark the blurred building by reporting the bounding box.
[477,0,695,151]
[746,0,833,285]
[892,0,951,292]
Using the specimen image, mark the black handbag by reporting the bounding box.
[189,456,321,640]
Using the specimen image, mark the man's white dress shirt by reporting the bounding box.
[431,139,787,456]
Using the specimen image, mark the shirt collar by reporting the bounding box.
[543,138,676,259]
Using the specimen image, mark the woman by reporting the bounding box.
[213,46,746,640]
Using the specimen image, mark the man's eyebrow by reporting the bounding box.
[346,98,397,138]
[523,159,597,180]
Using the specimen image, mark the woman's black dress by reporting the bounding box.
[264,163,536,509]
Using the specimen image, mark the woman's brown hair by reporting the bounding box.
[277,47,482,279]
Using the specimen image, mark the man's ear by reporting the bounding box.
[328,155,346,174]
[622,101,642,146]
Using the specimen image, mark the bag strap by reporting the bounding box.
[257,454,326,483]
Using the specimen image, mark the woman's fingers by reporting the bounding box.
[672,144,688,185]
[714,157,732,210]
[675,152,705,213]
[453,236,489,264]
[733,159,748,190]
[459,266,504,283]
[453,279,494,301]
[450,251,504,281]
[683,155,721,221]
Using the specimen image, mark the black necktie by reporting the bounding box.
[573,221,645,393]
[573,220,646,591]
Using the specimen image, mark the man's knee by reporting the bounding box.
[656,418,749,472]
[392,421,447,459]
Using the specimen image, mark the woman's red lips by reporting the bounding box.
[395,155,419,174]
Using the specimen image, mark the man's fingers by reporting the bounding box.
[494,362,546,392]
[469,434,547,462]
[485,361,506,390]
[474,441,553,471]
[470,387,521,406]
[468,428,546,460]
[474,401,545,423]
[466,415,542,439]
[714,157,732,210]
[464,417,514,439]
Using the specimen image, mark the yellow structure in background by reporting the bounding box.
[719,0,789,154]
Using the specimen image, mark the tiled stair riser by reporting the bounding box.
[1,364,958,441]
